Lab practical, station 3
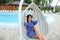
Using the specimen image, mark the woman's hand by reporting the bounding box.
[32,16,35,19]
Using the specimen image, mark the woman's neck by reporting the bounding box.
[28,21,31,23]
[27,21,32,23]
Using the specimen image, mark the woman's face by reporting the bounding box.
[28,16,32,22]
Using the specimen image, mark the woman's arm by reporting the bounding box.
[32,16,38,25]
[32,20,38,25]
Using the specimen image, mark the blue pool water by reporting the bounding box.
[0,12,18,23]
[0,12,19,28]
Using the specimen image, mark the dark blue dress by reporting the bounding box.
[24,21,38,38]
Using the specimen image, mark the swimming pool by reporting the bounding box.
[0,11,18,28]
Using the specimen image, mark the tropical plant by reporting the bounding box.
[24,0,31,4]
[0,0,14,3]
[24,0,41,5]
[34,0,41,5]
[6,0,14,3]
[55,7,60,13]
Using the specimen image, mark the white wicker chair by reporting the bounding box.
[21,3,48,40]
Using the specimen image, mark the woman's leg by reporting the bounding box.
[34,25,47,40]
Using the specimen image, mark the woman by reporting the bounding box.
[24,14,47,40]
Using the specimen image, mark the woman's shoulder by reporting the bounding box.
[24,22,27,24]
[24,22,28,26]
[24,21,26,23]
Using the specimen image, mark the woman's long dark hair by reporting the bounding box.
[27,14,33,22]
